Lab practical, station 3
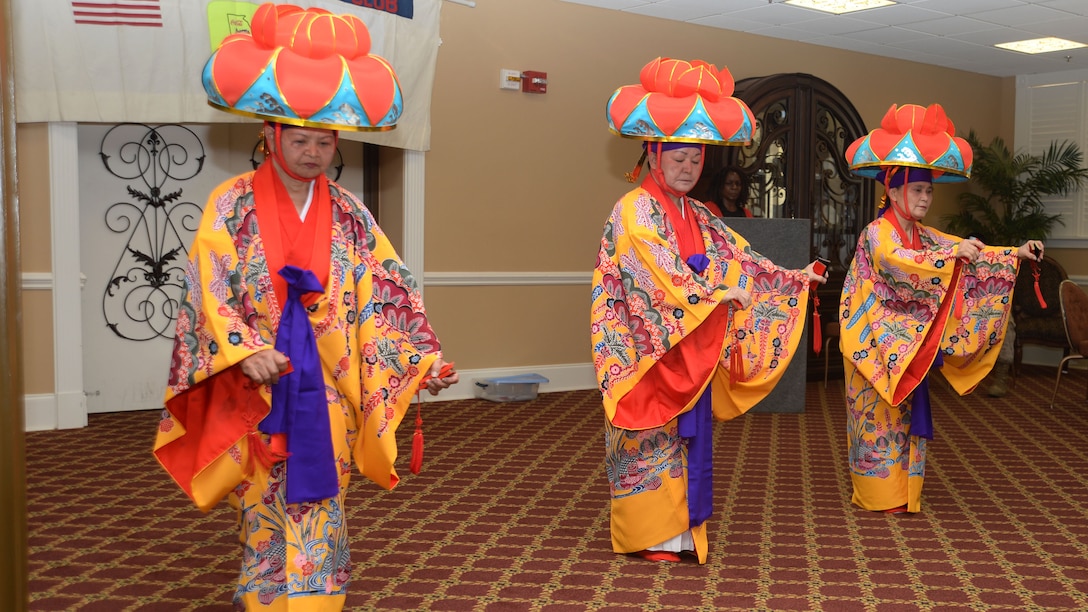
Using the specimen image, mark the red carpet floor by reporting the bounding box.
[24,366,1088,610]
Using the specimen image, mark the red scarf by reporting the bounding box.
[640,175,705,260]
[882,207,923,250]
[252,162,332,308]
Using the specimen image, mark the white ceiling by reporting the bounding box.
[560,0,1088,77]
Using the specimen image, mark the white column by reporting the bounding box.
[49,122,86,429]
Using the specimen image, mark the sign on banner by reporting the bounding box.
[338,0,414,19]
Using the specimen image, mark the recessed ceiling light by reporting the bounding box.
[995,37,1087,54]
[784,0,896,15]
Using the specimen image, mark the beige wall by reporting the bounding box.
[17,0,1084,390]
[1048,247,1086,275]
[15,123,52,394]
[377,146,405,254]
[420,0,1017,369]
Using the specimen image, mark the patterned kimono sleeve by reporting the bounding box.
[704,213,811,420]
[928,225,1020,393]
[593,190,737,428]
[592,190,810,428]
[170,178,273,391]
[154,175,274,511]
[336,189,443,490]
[840,220,958,405]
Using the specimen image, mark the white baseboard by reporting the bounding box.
[24,394,58,432]
[23,391,88,432]
[22,363,599,430]
[420,362,597,402]
[25,348,1078,431]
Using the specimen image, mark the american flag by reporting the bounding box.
[71,0,163,27]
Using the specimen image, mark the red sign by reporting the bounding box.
[338,0,414,19]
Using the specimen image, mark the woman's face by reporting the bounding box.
[650,146,703,194]
[891,180,933,221]
[265,125,337,180]
[721,171,742,202]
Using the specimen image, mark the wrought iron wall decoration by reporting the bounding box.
[99,124,205,341]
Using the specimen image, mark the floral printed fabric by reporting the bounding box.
[840,217,1019,405]
[591,187,811,430]
[592,187,810,563]
[231,459,353,609]
[840,216,1019,511]
[154,172,441,607]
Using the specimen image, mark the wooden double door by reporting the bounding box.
[695,73,875,381]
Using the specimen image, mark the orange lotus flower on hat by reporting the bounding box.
[640,58,732,101]
[607,57,754,145]
[846,103,973,182]
[202,2,402,131]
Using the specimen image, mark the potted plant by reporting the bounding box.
[942,130,1088,396]
[944,130,1088,244]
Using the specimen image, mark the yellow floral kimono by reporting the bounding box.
[153,172,440,610]
[591,186,811,563]
[840,215,1019,513]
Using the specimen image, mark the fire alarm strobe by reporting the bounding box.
[521,71,547,94]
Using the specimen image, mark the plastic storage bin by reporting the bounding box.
[473,373,550,402]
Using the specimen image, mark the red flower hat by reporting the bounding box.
[606,57,755,145]
[202,3,402,131]
[846,103,973,182]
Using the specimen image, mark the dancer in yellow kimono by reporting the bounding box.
[840,103,1043,514]
[592,57,827,564]
[153,4,457,610]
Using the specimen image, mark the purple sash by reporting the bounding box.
[677,252,714,528]
[909,351,943,440]
[260,265,338,504]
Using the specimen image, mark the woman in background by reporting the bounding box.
[704,165,754,217]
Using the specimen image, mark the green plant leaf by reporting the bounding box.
[942,130,1088,245]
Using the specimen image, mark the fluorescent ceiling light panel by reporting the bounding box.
[994,37,1087,54]
[784,0,896,15]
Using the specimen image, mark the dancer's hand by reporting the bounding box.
[723,286,752,309]
[241,349,291,386]
[1018,240,1044,261]
[956,237,984,262]
[805,262,828,285]
[424,359,459,396]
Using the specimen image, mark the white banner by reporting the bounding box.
[13,0,440,151]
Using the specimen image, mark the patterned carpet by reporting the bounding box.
[24,366,1088,611]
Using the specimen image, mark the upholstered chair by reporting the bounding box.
[1050,280,1088,407]
[1012,255,1068,379]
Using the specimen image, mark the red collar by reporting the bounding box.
[882,208,922,250]
[640,175,704,260]
[252,162,332,308]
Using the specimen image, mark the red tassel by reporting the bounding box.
[730,338,742,388]
[624,150,648,183]
[1032,261,1047,308]
[245,431,289,477]
[811,291,822,355]
[410,361,456,475]
[410,404,423,475]
[725,302,744,388]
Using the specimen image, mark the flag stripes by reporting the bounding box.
[72,1,163,27]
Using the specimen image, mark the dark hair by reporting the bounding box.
[708,165,751,210]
